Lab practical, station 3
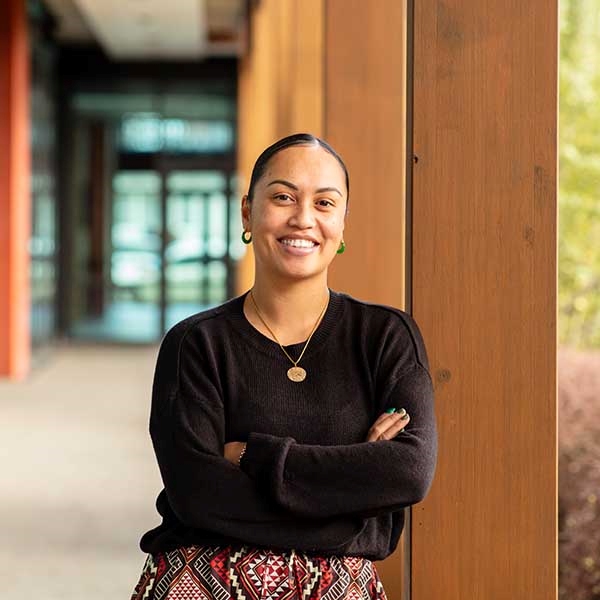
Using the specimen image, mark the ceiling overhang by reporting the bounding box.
[43,0,247,60]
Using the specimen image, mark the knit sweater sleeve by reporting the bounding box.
[239,313,438,520]
[149,318,364,550]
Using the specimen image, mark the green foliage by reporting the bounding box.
[559,0,600,348]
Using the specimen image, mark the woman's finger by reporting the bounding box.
[370,407,406,428]
[367,411,401,438]
[366,411,410,442]
[366,414,406,442]
[380,413,410,439]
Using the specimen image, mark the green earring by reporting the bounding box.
[242,230,252,244]
[337,240,346,254]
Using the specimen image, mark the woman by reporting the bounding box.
[130,133,437,600]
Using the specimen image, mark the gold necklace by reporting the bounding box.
[249,290,329,382]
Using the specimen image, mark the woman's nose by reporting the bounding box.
[288,202,316,228]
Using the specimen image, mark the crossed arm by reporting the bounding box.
[149,322,437,546]
[224,408,411,464]
[230,363,437,519]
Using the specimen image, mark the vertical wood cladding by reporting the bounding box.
[236,0,324,293]
[411,2,557,599]
[325,0,407,310]
[324,2,408,596]
[237,2,557,598]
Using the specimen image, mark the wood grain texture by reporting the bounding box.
[411,2,557,598]
[287,0,324,137]
[325,0,407,311]
[236,0,278,293]
[236,0,324,294]
[325,1,408,597]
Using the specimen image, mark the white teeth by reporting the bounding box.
[281,238,316,248]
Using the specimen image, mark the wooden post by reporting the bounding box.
[411,2,557,598]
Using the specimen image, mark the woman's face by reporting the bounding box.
[242,144,347,284]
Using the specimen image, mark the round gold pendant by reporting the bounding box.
[287,366,307,382]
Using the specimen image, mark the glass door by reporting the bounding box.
[63,97,239,344]
[105,167,243,340]
[108,171,163,342]
[164,170,232,330]
[70,166,243,343]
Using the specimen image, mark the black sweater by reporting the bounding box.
[139,290,438,561]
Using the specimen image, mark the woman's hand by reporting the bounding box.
[225,409,409,463]
[224,441,246,465]
[365,408,410,442]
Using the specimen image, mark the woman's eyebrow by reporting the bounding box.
[267,179,299,190]
[267,179,342,197]
[315,186,343,197]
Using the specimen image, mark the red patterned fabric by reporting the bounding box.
[130,544,388,600]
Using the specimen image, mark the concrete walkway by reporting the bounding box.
[0,343,163,599]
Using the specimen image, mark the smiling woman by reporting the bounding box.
[130,133,438,600]
[241,137,348,302]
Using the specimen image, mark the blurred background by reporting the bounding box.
[0,0,593,598]
[1,1,246,596]
[558,1,600,599]
[18,0,243,346]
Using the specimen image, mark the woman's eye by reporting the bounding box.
[274,193,293,202]
[317,199,334,207]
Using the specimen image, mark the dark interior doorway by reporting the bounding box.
[56,58,240,342]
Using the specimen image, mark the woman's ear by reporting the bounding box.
[241,195,251,230]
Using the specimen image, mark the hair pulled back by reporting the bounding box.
[246,133,350,206]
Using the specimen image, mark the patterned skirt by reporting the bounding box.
[130,544,388,600]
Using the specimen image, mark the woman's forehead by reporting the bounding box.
[262,145,346,187]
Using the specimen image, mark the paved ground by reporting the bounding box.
[0,343,163,599]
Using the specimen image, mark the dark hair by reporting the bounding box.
[246,133,350,206]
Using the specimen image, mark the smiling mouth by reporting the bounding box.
[279,238,318,249]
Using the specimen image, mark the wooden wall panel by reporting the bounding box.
[325,0,407,311]
[325,2,408,597]
[237,2,556,598]
[236,0,324,294]
[286,0,324,136]
[411,2,557,599]
[236,0,278,293]
[0,0,31,379]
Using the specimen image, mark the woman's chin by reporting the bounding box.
[255,249,334,282]
[272,262,327,282]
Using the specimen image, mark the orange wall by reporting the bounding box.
[0,0,31,379]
